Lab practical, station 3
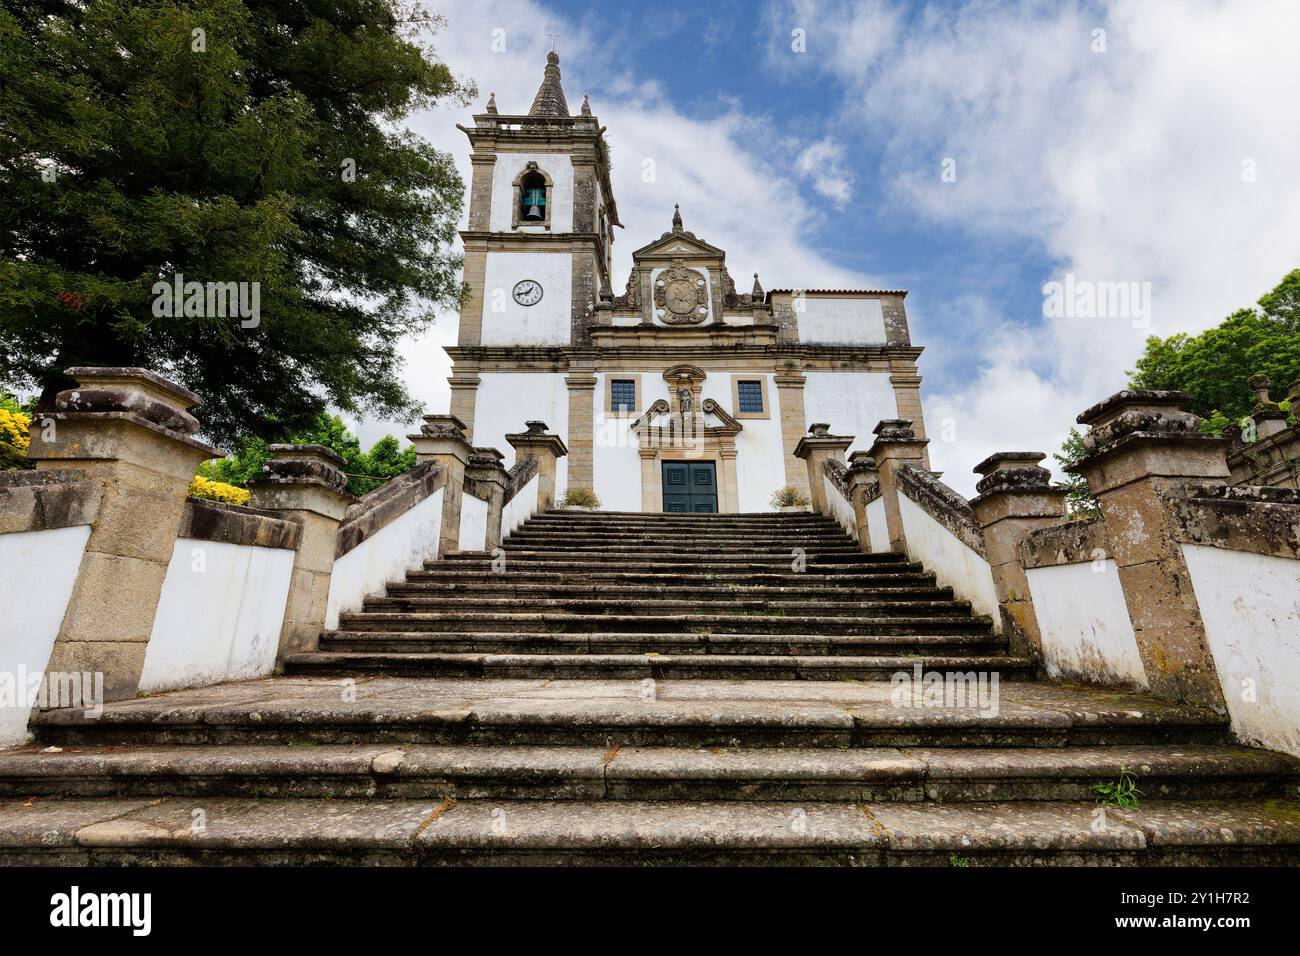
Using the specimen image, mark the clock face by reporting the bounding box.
[512,279,543,306]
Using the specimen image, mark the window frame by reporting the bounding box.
[730,374,771,420]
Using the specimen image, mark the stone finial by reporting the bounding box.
[525,420,549,435]
[485,91,498,114]
[417,413,468,441]
[580,94,591,116]
[671,203,683,233]
[468,446,506,469]
[598,274,614,303]
[1249,373,1272,403]
[54,366,204,436]
[872,419,917,441]
[528,50,569,117]
[1245,372,1288,436]
[971,451,1055,498]
[1068,390,1221,473]
[751,273,763,298]
[808,422,830,436]
[259,444,349,493]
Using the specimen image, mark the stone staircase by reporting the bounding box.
[2,511,1298,865]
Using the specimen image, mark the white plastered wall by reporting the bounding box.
[503,473,539,536]
[1182,544,1300,757]
[459,491,489,552]
[140,538,295,693]
[325,487,444,628]
[822,475,856,534]
[488,151,574,233]
[480,251,572,346]
[866,497,889,553]
[796,296,887,345]
[0,525,90,747]
[803,372,898,456]
[898,494,1000,623]
[1025,560,1147,688]
[476,373,569,497]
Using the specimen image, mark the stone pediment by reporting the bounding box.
[631,230,725,262]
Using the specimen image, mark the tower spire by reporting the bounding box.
[528,50,570,117]
[672,203,683,233]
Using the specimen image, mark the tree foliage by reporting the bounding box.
[198,412,415,496]
[0,0,471,445]
[1128,269,1300,429]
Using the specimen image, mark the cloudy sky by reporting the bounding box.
[354,0,1300,496]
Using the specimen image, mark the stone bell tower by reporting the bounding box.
[448,52,621,443]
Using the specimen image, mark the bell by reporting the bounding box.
[524,203,543,221]
[522,188,545,221]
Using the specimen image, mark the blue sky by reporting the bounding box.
[360,0,1300,496]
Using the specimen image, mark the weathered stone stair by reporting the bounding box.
[2,511,1298,865]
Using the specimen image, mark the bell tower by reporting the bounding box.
[448,52,620,436]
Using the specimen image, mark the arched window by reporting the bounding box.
[512,162,552,229]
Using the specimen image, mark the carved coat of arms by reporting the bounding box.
[654,259,709,324]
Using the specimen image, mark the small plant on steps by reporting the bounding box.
[1093,766,1142,808]
[559,487,601,510]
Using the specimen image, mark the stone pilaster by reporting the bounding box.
[793,423,854,515]
[845,452,880,552]
[774,369,810,496]
[466,446,508,550]
[466,152,496,231]
[889,359,931,469]
[408,414,472,556]
[506,421,569,512]
[718,447,740,513]
[864,419,930,555]
[27,367,223,700]
[565,365,597,490]
[970,452,1068,662]
[1068,390,1231,710]
[447,364,481,442]
[456,241,487,347]
[247,444,356,662]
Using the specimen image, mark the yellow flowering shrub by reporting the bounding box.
[188,474,251,505]
[0,408,31,452]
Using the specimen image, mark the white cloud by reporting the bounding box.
[795,138,853,206]
[782,0,1300,494]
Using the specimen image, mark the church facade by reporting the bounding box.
[447,52,931,513]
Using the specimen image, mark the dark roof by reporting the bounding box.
[765,288,908,299]
[528,51,570,117]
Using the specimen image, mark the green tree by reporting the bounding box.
[0,0,470,445]
[1128,269,1300,430]
[1052,426,1099,519]
[198,412,414,496]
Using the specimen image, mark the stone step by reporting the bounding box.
[493,546,867,560]
[4,796,1296,865]
[288,651,1031,680]
[525,511,833,523]
[2,743,1291,803]
[385,581,958,601]
[317,631,1006,656]
[406,569,938,587]
[360,596,976,618]
[334,611,995,636]
[30,677,1229,749]
[503,532,859,545]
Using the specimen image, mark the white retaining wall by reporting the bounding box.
[898,494,1000,623]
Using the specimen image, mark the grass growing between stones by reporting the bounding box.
[1093,766,1142,808]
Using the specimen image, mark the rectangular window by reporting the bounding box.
[610,379,636,412]
[736,380,764,413]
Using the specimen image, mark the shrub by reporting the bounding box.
[0,408,30,452]
[769,485,809,509]
[560,487,600,508]
[188,475,251,506]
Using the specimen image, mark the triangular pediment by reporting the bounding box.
[632,230,725,261]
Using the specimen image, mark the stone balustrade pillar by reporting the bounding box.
[864,419,930,554]
[506,421,569,511]
[793,423,853,515]
[465,446,509,550]
[969,452,1068,661]
[247,444,356,660]
[1067,390,1231,710]
[408,414,472,556]
[845,452,880,552]
[26,367,223,700]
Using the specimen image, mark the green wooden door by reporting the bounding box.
[661,461,718,513]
